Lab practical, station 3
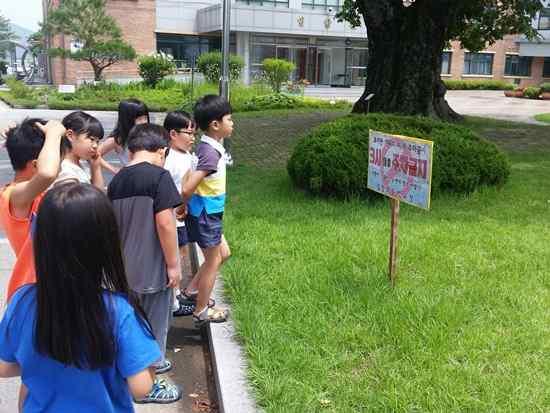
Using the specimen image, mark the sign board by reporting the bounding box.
[58,84,76,94]
[368,130,434,210]
[367,130,434,285]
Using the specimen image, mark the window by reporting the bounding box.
[441,52,452,74]
[237,0,289,7]
[157,34,224,68]
[538,8,550,30]
[302,0,341,11]
[504,54,532,77]
[463,52,493,75]
[544,57,550,78]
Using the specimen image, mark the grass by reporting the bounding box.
[534,113,550,124]
[221,113,550,412]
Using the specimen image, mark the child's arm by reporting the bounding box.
[127,366,155,399]
[155,209,182,288]
[98,137,121,174]
[182,170,209,202]
[18,383,27,413]
[89,154,105,190]
[0,360,20,377]
[10,121,65,219]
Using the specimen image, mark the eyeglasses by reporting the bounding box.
[177,129,196,135]
[164,147,170,158]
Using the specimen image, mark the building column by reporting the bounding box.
[237,31,251,85]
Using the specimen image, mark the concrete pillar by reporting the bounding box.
[237,32,251,84]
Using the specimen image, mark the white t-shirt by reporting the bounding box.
[53,159,91,186]
[164,149,195,228]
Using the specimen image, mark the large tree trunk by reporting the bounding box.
[91,62,104,81]
[353,1,461,121]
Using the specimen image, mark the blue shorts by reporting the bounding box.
[177,226,189,247]
[185,210,223,249]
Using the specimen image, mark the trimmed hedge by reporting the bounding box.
[443,79,515,90]
[523,86,541,99]
[241,93,350,112]
[287,114,510,200]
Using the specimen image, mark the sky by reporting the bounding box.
[0,0,43,31]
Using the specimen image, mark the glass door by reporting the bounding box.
[316,48,332,85]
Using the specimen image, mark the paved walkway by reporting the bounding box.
[304,87,550,124]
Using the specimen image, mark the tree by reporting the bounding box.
[0,14,15,58]
[262,58,296,93]
[337,0,543,120]
[43,0,136,81]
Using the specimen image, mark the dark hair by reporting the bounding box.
[163,110,195,133]
[33,183,152,369]
[5,118,47,171]
[61,111,104,153]
[193,95,232,131]
[112,99,150,148]
[127,123,169,153]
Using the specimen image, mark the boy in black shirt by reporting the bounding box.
[108,124,182,404]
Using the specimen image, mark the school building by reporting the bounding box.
[47,0,550,88]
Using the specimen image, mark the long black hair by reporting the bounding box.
[33,183,152,369]
[61,111,105,154]
[112,99,150,148]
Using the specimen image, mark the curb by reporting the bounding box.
[194,245,259,413]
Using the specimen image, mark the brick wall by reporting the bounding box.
[50,0,156,85]
[444,35,546,87]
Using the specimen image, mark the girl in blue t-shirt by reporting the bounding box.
[0,183,174,412]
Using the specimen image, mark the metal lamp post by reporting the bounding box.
[220,0,233,165]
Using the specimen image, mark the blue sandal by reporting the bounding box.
[134,378,181,404]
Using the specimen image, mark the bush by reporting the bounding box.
[539,83,550,93]
[523,86,541,99]
[443,79,515,90]
[196,52,244,84]
[137,52,176,88]
[262,58,295,93]
[5,76,34,99]
[287,114,510,200]
[240,93,351,112]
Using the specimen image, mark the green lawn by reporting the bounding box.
[222,112,550,412]
[534,113,550,124]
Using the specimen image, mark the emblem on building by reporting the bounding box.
[324,16,332,29]
[297,16,304,27]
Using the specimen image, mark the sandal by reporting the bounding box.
[134,378,181,404]
[172,301,195,317]
[193,306,229,328]
[178,291,215,308]
[155,359,172,374]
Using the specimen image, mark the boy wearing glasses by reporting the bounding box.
[163,111,198,316]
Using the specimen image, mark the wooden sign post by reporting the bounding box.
[388,198,400,285]
[367,130,434,285]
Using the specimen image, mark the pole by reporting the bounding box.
[388,198,400,286]
[220,0,231,101]
[220,0,233,165]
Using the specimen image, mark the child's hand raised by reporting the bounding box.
[35,120,66,138]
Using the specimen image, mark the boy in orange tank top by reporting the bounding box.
[1,119,65,301]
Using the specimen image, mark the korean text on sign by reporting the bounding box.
[367,130,434,210]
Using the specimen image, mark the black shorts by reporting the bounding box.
[177,226,189,247]
[185,210,223,249]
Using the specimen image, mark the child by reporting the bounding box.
[0,183,164,411]
[162,111,199,317]
[53,111,105,189]
[0,119,65,302]
[108,124,182,403]
[100,99,150,174]
[182,95,233,327]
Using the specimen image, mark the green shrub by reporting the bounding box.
[5,76,34,99]
[287,114,510,200]
[443,79,514,90]
[262,58,295,93]
[196,52,244,83]
[239,93,351,112]
[523,86,541,99]
[539,83,550,93]
[137,52,176,88]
